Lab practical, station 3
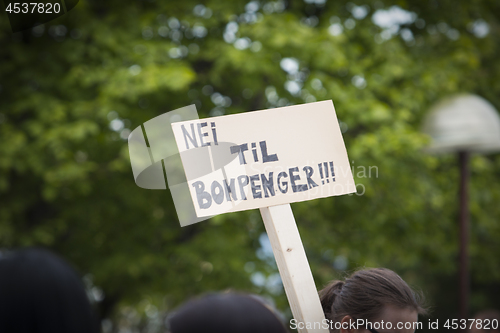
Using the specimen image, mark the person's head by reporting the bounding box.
[470,310,500,333]
[0,247,98,333]
[319,268,426,333]
[167,292,288,333]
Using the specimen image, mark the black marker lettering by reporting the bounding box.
[303,166,318,189]
[223,178,237,201]
[289,167,308,192]
[192,181,211,209]
[237,175,249,200]
[261,172,275,198]
[260,141,278,163]
[230,143,249,165]
[181,123,198,149]
[323,162,329,183]
[318,163,324,184]
[211,122,218,145]
[277,172,288,194]
[251,142,259,162]
[250,175,262,199]
[211,181,224,204]
[197,122,210,147]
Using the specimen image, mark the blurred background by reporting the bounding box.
[1,0,499,332]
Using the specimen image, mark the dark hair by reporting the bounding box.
[319,268,426,332]
[168,293,288,333]
[0,248,98,333]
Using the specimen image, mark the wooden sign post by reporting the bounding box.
[261,204,328,332]
[170,101,355,333]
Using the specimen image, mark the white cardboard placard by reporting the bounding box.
[171,100,355,218]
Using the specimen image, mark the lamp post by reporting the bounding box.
[422,94,500,325]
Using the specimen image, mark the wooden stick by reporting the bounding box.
[260,204,329,333]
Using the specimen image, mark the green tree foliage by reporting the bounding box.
[1,0,499,331]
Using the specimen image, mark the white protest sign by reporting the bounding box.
[171,100,356,217]
[170,100,354,333]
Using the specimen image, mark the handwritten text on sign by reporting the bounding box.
[171,100,355,217]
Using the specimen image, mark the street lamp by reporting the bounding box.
[422,94,500,323]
